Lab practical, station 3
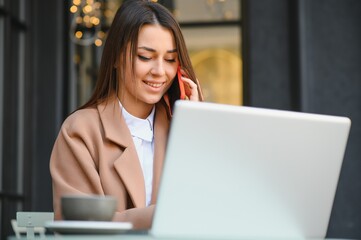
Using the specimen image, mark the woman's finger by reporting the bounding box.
[180,76,199,101]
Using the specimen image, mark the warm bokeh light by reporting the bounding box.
[90,17,100,25]
[104,9,113,18]
[75,31,83,39]
[85,22,93,28]
[94,2,101,9]
[95,39,102,47]
[83,5,93,14]
[73,0,81,6]
[70,5,78,13]
[83,15,90,23]
[76,16,82,24]
[97,31,105,38]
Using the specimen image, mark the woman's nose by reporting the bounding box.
[150,60,165,76]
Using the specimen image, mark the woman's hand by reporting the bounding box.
[113,205,155,230]
[179,69,200,101]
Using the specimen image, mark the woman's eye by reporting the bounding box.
[138,55,151,61]
[165,58,176,63]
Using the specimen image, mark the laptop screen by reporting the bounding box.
[152,101,351,239]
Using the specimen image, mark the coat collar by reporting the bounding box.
[97,96,132,148]
[97,95,170,208]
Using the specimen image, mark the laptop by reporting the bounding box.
[150,100,351,239]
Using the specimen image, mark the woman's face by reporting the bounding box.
[120,24,179,118]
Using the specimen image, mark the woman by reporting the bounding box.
[50,0,203,229]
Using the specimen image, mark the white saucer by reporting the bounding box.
[45,220,133,234]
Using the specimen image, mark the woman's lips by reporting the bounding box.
[144,81,165,88]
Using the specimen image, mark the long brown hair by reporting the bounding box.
[79,0,201,110]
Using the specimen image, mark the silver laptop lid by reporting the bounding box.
[152,101,351,239]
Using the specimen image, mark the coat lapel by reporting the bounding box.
[97,97,146,208]
[151,102,170,204]
[97,96,170,208]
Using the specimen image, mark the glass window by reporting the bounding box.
[68,0,122,109]
[183,26,242,105]
[174,0,240,22]
[174,0,243,106]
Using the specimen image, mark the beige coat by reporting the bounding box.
[50,96,170,229]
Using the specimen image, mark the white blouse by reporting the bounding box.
[119,102,155,206]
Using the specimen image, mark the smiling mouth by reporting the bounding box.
[144,81,165,88]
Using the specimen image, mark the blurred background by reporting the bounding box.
[0,0,360,239]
